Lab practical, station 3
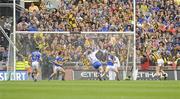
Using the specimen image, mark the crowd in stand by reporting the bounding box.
[17,0,134,32]
[136,0,180,66]
[0,16,12,62]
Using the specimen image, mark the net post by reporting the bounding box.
[13,0,16,80]
[132,0,137,80]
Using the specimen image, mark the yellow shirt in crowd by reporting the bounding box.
[174,0,180,5]
[140,5,148,12]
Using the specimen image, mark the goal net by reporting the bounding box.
[0,26,17,81]
[15,32,135,80]
[6,33,15,80]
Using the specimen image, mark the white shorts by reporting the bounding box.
[107,65,116,71]
[109,71,116,80]
[32,61,40,70]
[114,63,120,68]
[157,59,164,66]
[54,65,64,72]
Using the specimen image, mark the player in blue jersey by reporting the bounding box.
[49,51,65,81]
[30,48,41,82]
[102,52,120,80]
[86,49,105,80]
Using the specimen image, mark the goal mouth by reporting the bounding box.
[12,32,135,80]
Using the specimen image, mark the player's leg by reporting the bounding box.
[97,66,104,80]
[113,67,120,80]
[154,66,161,77]
[154,60,161,77]
[101,66,110,79]
[33,68,38,82]
[31,62,37,81]
[35,67,40,81]
[98,63,104,80]
[49,66,57,80]
[158,59,167,80]
[33,62,40,82]
[32,66,39,82]
[31,68,35,80]
[93,61,103,80]
[59,67,65,81]
[160,66,168,80]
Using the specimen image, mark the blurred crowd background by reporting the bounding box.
[136,0,180,67]
[0,6,13,65]
[16,0,134,32]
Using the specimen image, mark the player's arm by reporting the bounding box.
[62,57,69,64]
[53,58,63,66]
[52,60,60,66]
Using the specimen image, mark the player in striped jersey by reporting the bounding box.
[151,49,167,79]
[49,51,66,81]
[102,52,120,80]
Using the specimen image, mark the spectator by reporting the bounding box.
[17,18,28,31]
[17,0,134,32]
[3,18,12,37]
[0,16,13,48]
[45,1,54,11]
[29,3,39,13]
[0,47,7,62]
[136,0,180,66]
[0,46,3,61]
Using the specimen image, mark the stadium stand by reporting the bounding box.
[0,0,13,70]
[136,0,180,67]
[0,16,13,70]
[16,0,134,32]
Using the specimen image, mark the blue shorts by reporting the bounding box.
[92,61,102,69]
[107,62,114,66]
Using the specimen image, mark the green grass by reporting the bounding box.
[0,80,180,99]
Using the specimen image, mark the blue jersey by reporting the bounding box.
[31,51,41,62]
[107,55,114,66]
[54,56,64,66]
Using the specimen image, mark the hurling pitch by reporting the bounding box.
[0,80,180,99]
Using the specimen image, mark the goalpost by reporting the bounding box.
[0,26,19,80]
[123,36,131,80]
[7,33,15,80]
[122,35,137,80]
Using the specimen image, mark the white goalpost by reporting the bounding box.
[0,26,19,80]
[7,33,15,80]
[124,36,131,80]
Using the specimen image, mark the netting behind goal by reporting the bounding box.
[6,33,15,80]
[15,33,135,80]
